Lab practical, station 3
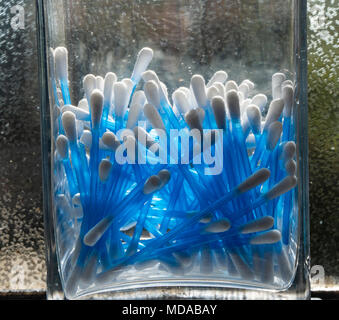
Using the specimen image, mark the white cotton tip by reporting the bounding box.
[61,105,90,121]
[240,216,274,234]
[236,168,271,194]
[143,175,162,195]
[113,81,129,118]
[272,72,286,87]
[80,130,92,149]
[207,70,228,87]
[178,86,191,99]
[241,98,252,115]
[172,90,191,115]
[158,169,171,188]
[197,107,206,123]
[282,85,294,117]
[56,135,69,159]
[213,82,226,98]
[160,81,168,98]
[122,78,134,98]
[102,131,120,152]
[131,47,154,82]
[265,175,297,200]
[190,75,208,109]
[250,230,281,245]
[185,108,203,133]
[282,80,294,88]
[211,96,226,130]
[96,76,104,92]
[272,72,286,99]
[133,126,156,150]
[126,91,146,129]
[62,111,77,142]
[90,89,104,128]
[266,121,282,151]
[263,98,284,131]
[131,90,146,107]
[54,47,68,81]
[203,219,231,233]
[144,80,160,109]
[127,103,143,129]
[143,103,166,131]
[83,74,97,101]
[226,90,241,121]
[242,79,255,91]
[99,159,112,183]
[251,94,268,111]
[207,86,219,100]
[238,82,250,99]
[141,70,158,83]
[246,104,261,135]
[103,72,116,104]
[281,141,296,161]
[225,80,238,92]
[78,98,89,111]
[285,159,297,176]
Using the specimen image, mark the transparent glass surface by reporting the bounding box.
[38,0,309,299]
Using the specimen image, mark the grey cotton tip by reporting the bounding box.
[211,96,226,130]
[264,99,284,131]
[237,168,271,194]
[282,85,294,117]
[185,108,203,132]
[282,141,296,161]
[203,219,231,233]
[250,230,281,245]
[226,90,241,120]
[102,132,120,152]
[240,216,274,234]
[285,159,297,176]
[265,175,297,200]
[143,175,162,195]
[62,111,77,142]
[56,135,69,159]
[266,121,283,151]
[246,104,261,135]
[143,103,166,131]
[158,169,171,188]
[90,89,104,128]
[99,159,112,182]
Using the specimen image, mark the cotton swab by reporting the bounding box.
[282,84,294,141]
[131,47,154,86]
[101,72,116,133]
[250,98,284,168]
[83,169,171,247]
[113,81,129,131]
[251,94,267,112]
[56,135,78,197]
[206,70,228,87]
[272,72,286,100]
[54,47,71,105]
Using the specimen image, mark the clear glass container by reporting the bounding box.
[37,0,309,300]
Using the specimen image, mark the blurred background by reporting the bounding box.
[0,0,337,298]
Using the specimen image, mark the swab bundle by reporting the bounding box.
[50,46,297,297]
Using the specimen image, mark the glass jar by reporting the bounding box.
[37,0,309,300]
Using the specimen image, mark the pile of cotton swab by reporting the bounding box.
[50,46,297,298]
